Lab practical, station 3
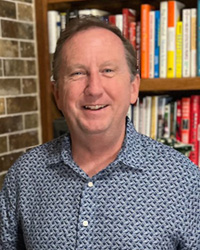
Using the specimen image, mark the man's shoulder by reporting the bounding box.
[13,134,68,169]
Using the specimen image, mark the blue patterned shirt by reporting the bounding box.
[0,119,200,250]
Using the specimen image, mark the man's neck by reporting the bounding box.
[71,130,125,177]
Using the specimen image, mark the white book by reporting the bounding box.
[48,11,59,54]
[139,97,146,135]
[145,96,152,137]
[127,105,132,121]
[78,9,110,17]
[182,9,191,77]
[133,98,140,132]
[115,14,123,33]
[149,11,155,78]
[190,8,197,77]
[159,1,168,78]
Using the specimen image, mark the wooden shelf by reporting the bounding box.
[140,77,200,92]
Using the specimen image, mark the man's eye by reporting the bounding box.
[70,71,87,80]
[103,69,113,73]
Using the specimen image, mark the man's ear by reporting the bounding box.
[130,73,140,104]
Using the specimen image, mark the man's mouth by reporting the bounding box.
[84,105,107,110]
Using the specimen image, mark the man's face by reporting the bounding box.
[53,27,140,137]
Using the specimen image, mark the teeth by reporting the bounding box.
[84,105,106,110]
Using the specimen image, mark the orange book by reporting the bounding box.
[141,4,154,79]
[167,1,185,78]
[129,22,136,49]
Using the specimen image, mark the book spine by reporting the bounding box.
[154,10,160,78]
[190,8,197,77]
[122,8,136,39]
[159,1,168,78]
[197,0,200,76]
[133,98,140,132]
[176,21,182,77]
[129,22,136,49]
[109,15,116,25]
[182,9,191,77]
[48,11,59,54]
[149,11,155,78]
[176,99,182,141]
[145,96,152,137]
[136,21,141,71]
[141,4,152,78]
[150,96,158,140]
[167,1,176,78]
[189,95,200,165]
[181,97,191,144]
[115,14,123,33]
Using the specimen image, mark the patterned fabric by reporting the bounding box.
[0,118,199,250]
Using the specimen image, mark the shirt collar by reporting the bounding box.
[46,117,145,173]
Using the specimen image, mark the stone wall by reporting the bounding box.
[0,0,41,188]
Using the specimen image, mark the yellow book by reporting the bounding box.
[176,21,182,78]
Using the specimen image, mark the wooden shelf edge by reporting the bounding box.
[140,77,200,92]
[48,0,86,3]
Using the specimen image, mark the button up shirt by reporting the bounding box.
[0,119,199,250]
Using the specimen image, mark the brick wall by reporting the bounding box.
[0,0,41,188]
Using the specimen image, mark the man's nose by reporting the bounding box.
[84,71,103,96]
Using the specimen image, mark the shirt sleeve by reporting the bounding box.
[179,167,200,249]
[0,165,26,250]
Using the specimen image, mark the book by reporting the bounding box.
[48,10,59,54]
[150,96,158,140]
[122,8,136,39]
[182,9,191,77]
[176,21,183,77]
[78,9,110,17]
[197,0,200,76]
[154,10,160,78]
[141,4,154,78]
[190,8,197,77]
[167,1,185,78]
[133,98,140,132]
[160,1,168,78]
[189,95,200,165]
[149,11,155,78]
[176,99,182,141]
[115,14,123,33]
[136,22,141,71]
[157,96,167,139]
[129,22,136,49]
[139,97,146,134]
[108,15,116,25]
[163,102,171,138]
[145,96,152,137]
[181,97,191,143]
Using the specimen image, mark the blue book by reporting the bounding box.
[197,0,200,76]
[154,10,160,78]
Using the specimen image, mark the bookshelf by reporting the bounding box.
[35,0,200,143]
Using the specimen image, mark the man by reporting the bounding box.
[0,18,199,249]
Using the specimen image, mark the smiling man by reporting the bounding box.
[0,18,199,250]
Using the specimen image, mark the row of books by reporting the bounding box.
[141,1,200,79]
[47,1,200,79]
[128,95,200,166]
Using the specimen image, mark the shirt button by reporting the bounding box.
[83,220,89,227]
[88,182,94,187]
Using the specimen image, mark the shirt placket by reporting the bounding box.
[76,179,96,250]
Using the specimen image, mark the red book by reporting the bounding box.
[176,99,182,141]
[109,15,116,25]
[122,8,136,39]
[141,4,154,78]
[189,95,200,165]
[129,21,136,48]
[181,97,191,144]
